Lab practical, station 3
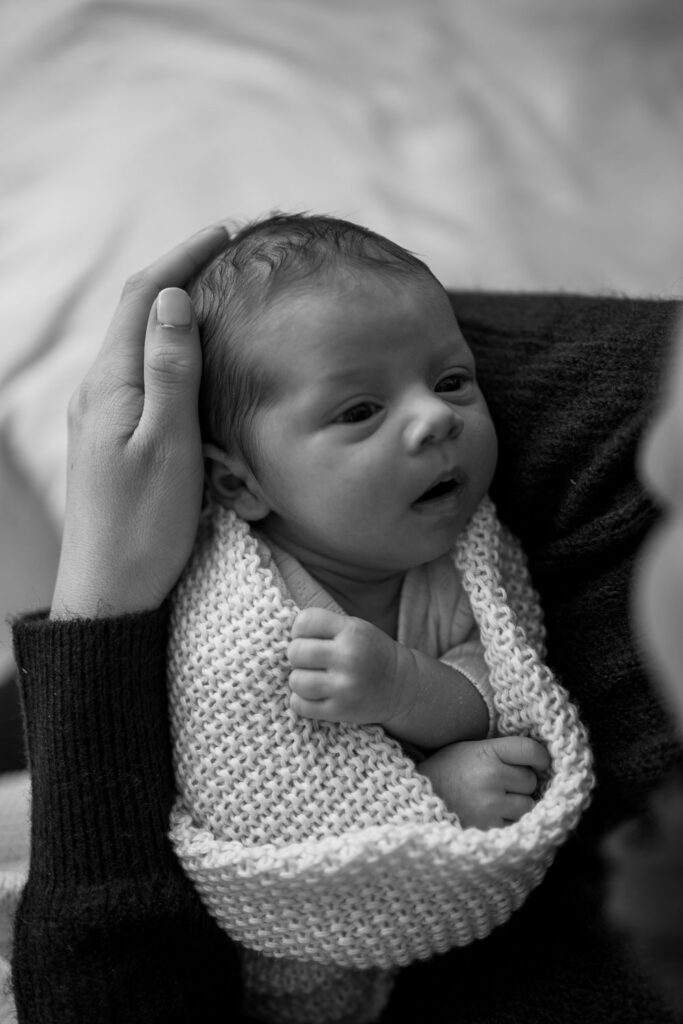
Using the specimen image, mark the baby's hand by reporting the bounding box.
[417,736,550,830]
[287,607,399,724]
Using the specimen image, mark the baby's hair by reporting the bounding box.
[188,212,438,465]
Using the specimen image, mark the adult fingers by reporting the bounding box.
[99,223,229,383]
[491,736,550,773]
[138,288,202,437]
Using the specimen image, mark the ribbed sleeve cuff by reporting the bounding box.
[12,606,175,885]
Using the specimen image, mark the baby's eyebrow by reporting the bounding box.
[314,366,372,388]
[430,336,474,363]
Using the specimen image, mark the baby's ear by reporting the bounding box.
[203,443,271,521]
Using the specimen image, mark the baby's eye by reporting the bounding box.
[335,401,381,424]
[435,372,471,394]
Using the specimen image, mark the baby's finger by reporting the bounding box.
[289,669,330,701]
[503,764,539,796]
[288,637,334,669]
[289,692,336,721]
[291,606,346,640]
[493,736,550,773]
[502,793,536,823]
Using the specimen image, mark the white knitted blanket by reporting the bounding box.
[168,496,594,1020]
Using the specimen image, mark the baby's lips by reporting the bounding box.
[414,466,466,504]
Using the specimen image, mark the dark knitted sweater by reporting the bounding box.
[11,291,683,1024]
[383,293,682,1023]
[11,609,242,1023]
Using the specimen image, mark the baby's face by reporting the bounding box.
[634,314,683,733]
[247,270,498,579]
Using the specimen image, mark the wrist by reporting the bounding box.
[50,585,165,620]
[50,553,166,619]
[380,642,420,732]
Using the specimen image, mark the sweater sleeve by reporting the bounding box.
[439,632,497,738]
[10,607,242,1024]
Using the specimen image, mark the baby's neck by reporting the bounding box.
[259,527,404,637]
[311,565,403,638]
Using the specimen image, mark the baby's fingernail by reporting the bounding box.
[157,288,193,328]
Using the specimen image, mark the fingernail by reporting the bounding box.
[157,288,193,329]
[194,223,230,242]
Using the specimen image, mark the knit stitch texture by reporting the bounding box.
[168,496,595,1021]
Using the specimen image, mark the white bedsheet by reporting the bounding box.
[0,0,682,664]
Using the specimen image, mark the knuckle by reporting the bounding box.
[528,737,548,761]
[288,668,305,692]
[289,691,305,716]
[293,608,310,630]
[520,795,535,815]
[67,374,106,431]
[339,620,366,658]
[476,742,496,765]
[120,269,154,300]
[145,343,195,384]
[66,382,88,426]
[290,612,306,638]
[518,737,536,758]
[337,677,355,702]
[301,607,322,633]
[346,616,368,641]
[336,643,354,670]
[288,692,300,714]
[287,639,300,664]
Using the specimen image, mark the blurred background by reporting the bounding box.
[1,3,683,1012]
[1,0,682,762]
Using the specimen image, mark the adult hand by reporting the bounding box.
[51,224,229,618]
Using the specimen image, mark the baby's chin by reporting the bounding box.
[258,513,463,584]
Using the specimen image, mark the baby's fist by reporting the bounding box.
[287,607,398,723]
[418,736,549,829]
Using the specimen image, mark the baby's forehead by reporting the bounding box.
[254,271,418,346]
[246,269,466,379]
[263,263,440,321]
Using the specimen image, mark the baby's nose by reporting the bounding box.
[404,396,463,452]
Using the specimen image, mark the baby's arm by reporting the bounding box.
[287,606,489,748]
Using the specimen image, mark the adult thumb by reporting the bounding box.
[142,287,202,432]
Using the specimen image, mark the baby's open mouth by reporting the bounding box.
[414,471,464,505]
[416,479,457,503]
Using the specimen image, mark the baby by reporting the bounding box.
[187,212,548,828]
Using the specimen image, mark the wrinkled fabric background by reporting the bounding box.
[2,0,682,529]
